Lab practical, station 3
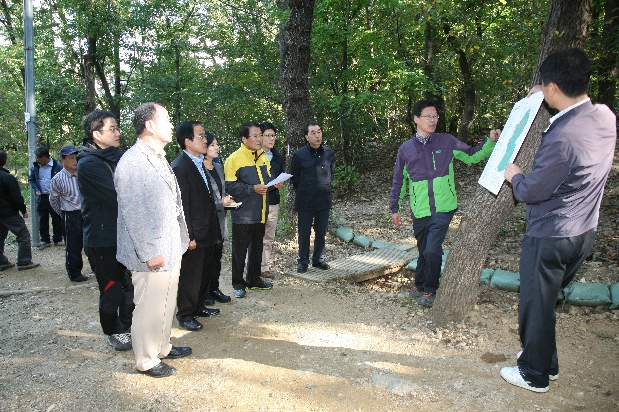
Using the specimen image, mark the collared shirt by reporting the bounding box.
[183,150,210,193]
[38,158,54,194]
[265,149,273,162]
[414,133,431,145]
[546,97,590,131]
[49,168,81,213]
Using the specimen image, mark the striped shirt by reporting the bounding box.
[50,168,81,214]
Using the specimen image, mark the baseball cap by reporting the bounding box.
[60,145,78,156]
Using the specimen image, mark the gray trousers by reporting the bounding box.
[0,213,33,265]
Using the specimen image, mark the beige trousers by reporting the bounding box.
[261,204,280,273]
[131,258,181,371]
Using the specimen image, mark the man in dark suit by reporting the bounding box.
[171,121,222,331]
[502,48,616,393]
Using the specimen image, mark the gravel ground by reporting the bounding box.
[0,152,617,412]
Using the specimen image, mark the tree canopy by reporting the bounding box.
[1,0,616,170]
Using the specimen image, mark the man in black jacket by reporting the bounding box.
[289,121,336,273]
[0,150,39,271]
[28,146,63,248]
[171,121,221,331]
[78,110,134,352]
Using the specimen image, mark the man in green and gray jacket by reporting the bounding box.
[390,100,500,307]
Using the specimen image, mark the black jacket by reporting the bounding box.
[267,147,284,205]
[28,158,63,206]
[171,152,221,247]
[0,167,27,218]
[77,141,123,248]
[289,143,335,211]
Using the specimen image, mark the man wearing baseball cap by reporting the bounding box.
[50,145,87,282]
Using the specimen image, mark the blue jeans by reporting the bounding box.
[412,211,454,294]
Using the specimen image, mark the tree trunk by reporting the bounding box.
[456,49,475,143]
[430,0,592,327]
[277,0,315,235]
[278,0,315,156]
[597,0,618,113]
[84,36,97,114]
[423,22,446,132]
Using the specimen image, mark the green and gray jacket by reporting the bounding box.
[390,133,495,219]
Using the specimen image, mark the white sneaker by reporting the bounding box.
[517,351,558,381]
[107,333,132,351]
[500,366,549,393]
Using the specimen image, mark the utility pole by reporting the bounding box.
[24,0,38,240]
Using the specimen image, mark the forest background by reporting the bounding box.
[0,0,617,192]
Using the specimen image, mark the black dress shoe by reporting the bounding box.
[165,346,193,359]
[139,361,177,378]
[179,318,203,331]
[196,307,220,317]
[297,264,308,273]
[203,293,215,306]
[312,261,330,270]
[71,274,89,282]
[211,289,231,303]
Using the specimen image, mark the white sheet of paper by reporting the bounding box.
[478,91,545,195]
[266,172,293,187]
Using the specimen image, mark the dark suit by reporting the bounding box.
[171,152,222,322]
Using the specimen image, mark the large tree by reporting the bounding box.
[430,0,593,327]
[277,0,315,153]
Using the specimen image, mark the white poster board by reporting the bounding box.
[478,91,544,195]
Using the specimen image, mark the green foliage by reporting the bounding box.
[0,0,616,182]
[332,165,360,196]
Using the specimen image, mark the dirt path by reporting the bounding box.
[1,155,618,411]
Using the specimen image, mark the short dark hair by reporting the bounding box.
[260,122,277,134]
[205,132,217,147]
[82,110,117,141]
[412,100,436,118]
[539,48,591,98]
[176,121,202,150]
[34,146,50,159]
[0,150,7,167]
[305,120,321,135]
[239,122,261,139]
[133,103,159,136]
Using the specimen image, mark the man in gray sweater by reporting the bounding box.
[115,103,191,378]
[502,48,617,393]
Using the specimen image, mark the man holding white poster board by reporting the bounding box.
[500,48,617,393]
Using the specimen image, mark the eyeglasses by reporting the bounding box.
[419,115,439,120]
[194,134,206,140]
[247,134,261,139]
[98,127,121,133]
[262,134,276,139]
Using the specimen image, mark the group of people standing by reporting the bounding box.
[3,47,610,392]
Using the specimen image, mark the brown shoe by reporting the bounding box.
[17,262,40,271]
[261,271,274,279]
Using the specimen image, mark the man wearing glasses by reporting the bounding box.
[390,100,500,307]
[78,110,135,352]
[224,122,273,298]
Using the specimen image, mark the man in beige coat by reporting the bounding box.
[115,102,190,378]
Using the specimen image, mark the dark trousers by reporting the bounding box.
[62,210,83,280]
[412,211,454,294]
[231,223,265,290]
[297,209,329,266]
[518,229,596,387]
[176,242,221,322]
[209,242,224,293]
[37,194,63,243]
[0,213,33,266]
[85,246,135,335]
